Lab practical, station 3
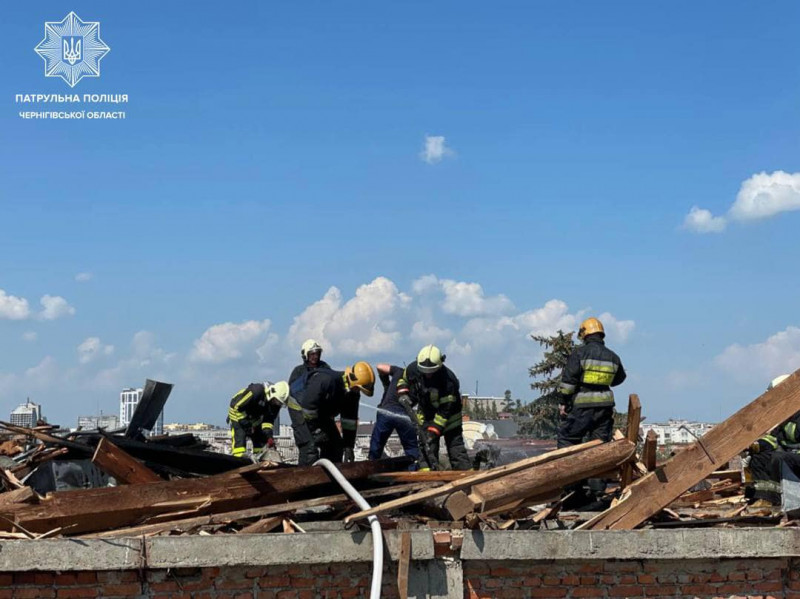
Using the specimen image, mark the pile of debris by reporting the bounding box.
[0,372,798,540]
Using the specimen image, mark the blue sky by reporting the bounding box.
[1,1,799,427]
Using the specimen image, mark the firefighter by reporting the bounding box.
[557,317,627,448]
[288,339,331,385]
[397,345,471,471]
[368,363,420,462]
[746,374,794,507]
[227,381,290,459]
[292,362,375,466]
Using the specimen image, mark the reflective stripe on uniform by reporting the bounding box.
[573,390,614,406]
[288,397,303,412]
[786,422,798,445]
[438,394,457,405]
[753,480,782,493]
[261,422,273,431]
[231,426,246,457]
[433,414,447,427]
[558,382,576,395]
[340,418,358,431]
[228,408,245,421]
[303,408,319,420]
[233,390,253,410]
[444,413,462,432]
[762,434,779,450]
[580,359,618,386]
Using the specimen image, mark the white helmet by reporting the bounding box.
[266,381,290,406]
[768,374,791,391]
[301,339,323,362]
[417,344,444,374]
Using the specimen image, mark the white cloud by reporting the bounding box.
[189,319,274,364]
[77,337,115,364]
[38,295,76,320]
[683,171,800,233]
[420,135,454,164]
[75,272,93,282]
[410,321,452,343]
[21,331,37,342]
[598,312,636,343]
[411,275,514,317]
[0,289,31,320]
[289,277,412,356]
[714,326,800,384]
[730,171,800,221]
[682,206,727,234]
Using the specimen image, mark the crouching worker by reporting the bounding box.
[292,362,375,466]
[227,381,290,459]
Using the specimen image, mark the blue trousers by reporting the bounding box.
[368,407,420,462]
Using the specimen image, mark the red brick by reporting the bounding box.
[16,589,55,599]
[542,576,560,585]
[709,571,725,583]
[609,586,644,597]
[680,584,713,595]
[755,581,784,592]
[465,564,490,576]
[500,590,525,599]
[523,576,542,586]
[717,584,748,594]
[216,578,254,590]
[102,583,144,596]
[619,574,637,584]
[572,589,604,598]
[605,562,641,573]
[34,572,57,585]
[637,574,656,585]
[0,574,10,586]
[75,572,97,584]
[290,577,315,588]
[149,581,180,592]
[578,563,603,574]
[600,575,617,584]
[765,568,784,580]
[466,591,494,599]
[691,573,712,583]
[579,576,596,585]
[259,576,291,587]
[466,578,481,591]
[14,572,39,584]
[728,571,747,581]
[561,574,580,585]
[655,574,676,584]
[55,573,78,585]
[490,566,520,577]
[0,591,12,599]
[56,590,98,599]
[528,589,567,598]
[646,587,677,596]
[747,569,766,581]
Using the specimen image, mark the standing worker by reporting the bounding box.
[557,317,626,448]
[227,381,290,459]
[397,345,471,471]
[289,339,330,385]
[292,362,375,466]
[367,363,420,463]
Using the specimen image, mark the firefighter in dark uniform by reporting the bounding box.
[289,339,331,385]
[292,362,375,466]
[746,374,795,507]
[397,345,471,471]
[557,317,626,448]
[227,381,290,459]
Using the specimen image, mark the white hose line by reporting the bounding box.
[314,459,383,599]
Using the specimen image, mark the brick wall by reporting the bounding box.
[2,556,800,598]
[464,558,800,599]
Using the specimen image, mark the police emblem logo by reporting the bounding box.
[35,12,109,87]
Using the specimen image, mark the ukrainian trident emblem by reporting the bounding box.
[35,12,110,87]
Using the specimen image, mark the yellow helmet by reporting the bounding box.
[345,361,375,396]
[266,381,290,406]
[301,339,323,362]
[578,317,605,340]
[768,374,790,391]
[417,344,444,374]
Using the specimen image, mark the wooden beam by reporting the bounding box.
[0,487,38,508]
[450,439,635,519]
[397,531,411,599]
[91,437,162,484]
[642,430,657,472]
[581,368,800,530]
[369,471,472,484]
[0,457,410,535]
[238,516,283,534]
[345,440,603,523]
[620,394,642,489]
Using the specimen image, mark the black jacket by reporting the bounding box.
[397,362,463,433]
[558,335,626,409]
[288,360,331,385]
[295,369,360,449]
[227,383,280,437]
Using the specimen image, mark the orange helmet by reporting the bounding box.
[578,317,604,340]
[345,361,375,397]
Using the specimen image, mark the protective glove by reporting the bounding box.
[343,447,355,463]
[266,437,275,449]
[425,421,443,437]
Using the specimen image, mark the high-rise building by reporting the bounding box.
[119,387,164,436]
[10,399,42,428]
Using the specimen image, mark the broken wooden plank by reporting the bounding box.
[369,471,472,484]
[0,487,38,507]
[91,437,162,484]
[642,430,657,472]
[0,456,411,535]
[397,531,411,599]
[581,367,800,530]
[238,516,283,534]
[446,439,636,519]
[620,395,642,489]
[345,440,603,523]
